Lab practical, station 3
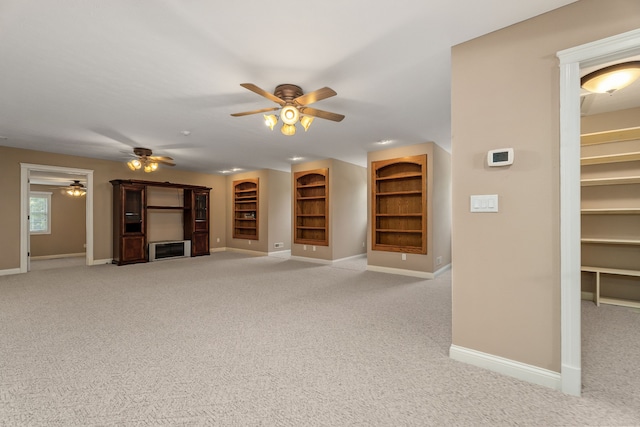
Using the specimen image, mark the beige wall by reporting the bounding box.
[225,169,291,254]
[266,170,292,252]
[367,142,451,274]
[291,159,367,261]
[0,146,226,270]
[451,0,640,372]
[29,184,86,257]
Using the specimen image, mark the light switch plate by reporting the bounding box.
[470,194,499,212]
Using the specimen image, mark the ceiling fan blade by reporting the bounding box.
[293,87,337,106]
[240,83,286,105]
[299,107,345,122]
[150,157,175,166]
[231,107,280,117]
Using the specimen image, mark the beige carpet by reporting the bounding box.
[0,252,638,426]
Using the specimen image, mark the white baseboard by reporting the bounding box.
[289,255,332,264]
[434,263,452,277]
[91,258,113,265]
[210,247,226,253]
[0,268,21,276]
[366,265,434,279]
[31,253,86,260]
[332,253,367,263]
[225,247,267,257]
[561,362,582,396]
[268,249,291,257]
[449,344,561,391]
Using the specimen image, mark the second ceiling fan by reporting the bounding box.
[231,83,345,136]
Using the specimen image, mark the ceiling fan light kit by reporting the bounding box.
[581,61,640,94]
[231,83,345,136]
[65,180,87,197]
[126,147,175,172]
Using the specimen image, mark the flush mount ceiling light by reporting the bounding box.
[126,147,175,173]
[64,180,87,197]
[232,83,345,136]
[581,61,640,94]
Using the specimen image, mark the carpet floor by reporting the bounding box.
[0,252,638,426]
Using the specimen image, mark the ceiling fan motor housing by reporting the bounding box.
[274,84,303,102]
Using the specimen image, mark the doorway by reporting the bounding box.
[20,163,94,272]
[558,28,640,396]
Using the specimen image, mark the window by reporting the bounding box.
[30,191,52,234]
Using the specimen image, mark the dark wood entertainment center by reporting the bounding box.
[111,179,211,265]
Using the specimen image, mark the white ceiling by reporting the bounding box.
[1,0,584,175]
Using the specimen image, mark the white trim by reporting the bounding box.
[366,265,434,279]
[21,163,94,273]
[449,345,561,391]
[289,255,332,265]
[556,28,640,397]
[0,268,21,276]
[225,247,267,257]
[30,253,85,260]
[268,249,292,257]
[434,263,452,277]
[210,247,227,253]
[332,253,366,263]
[90,258,113,266]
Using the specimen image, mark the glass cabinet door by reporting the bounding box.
[195,193,207,221]
[123,186,144,233]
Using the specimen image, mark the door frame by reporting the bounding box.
[557,28,640,396]
[20,163,95,272]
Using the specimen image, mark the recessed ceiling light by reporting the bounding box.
[376,139,393,145]
[180,130,191,136]
[288,156,303,161]
[219,170,231,174]
[231,167,242,172]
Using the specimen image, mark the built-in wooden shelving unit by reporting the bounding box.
[371,155,427,254]
[580,126,640,309]
[294,169,328,246]
[233,179,259,240]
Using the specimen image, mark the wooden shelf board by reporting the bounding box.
[581,238,640,245]
[146,205,187,210]
[296,183,326,189]
[581,176,640,186]
[581,152,640,165]
[297,196,326,200]
[581,208,640,215]
[296,214,325,217]
[296,226,326,230]
[376,229,422,234]
[581,266,640,277]
[375,173,422,181]
[375,190,422,196]
[375,213,423,217]
[581,127,640,146]
[235,200,257,204]
[598,297,640,309]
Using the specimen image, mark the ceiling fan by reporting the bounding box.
[127,147,175,172]
[231,83,345,135]
[60,180,87,197]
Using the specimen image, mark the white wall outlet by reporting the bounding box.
[401,253,407,261]
[436,256,442,266]
[216,237,220,243]
[274,242,284,249]
[248,240,251,245]
[303,245,307,251]
[312,246,316,251]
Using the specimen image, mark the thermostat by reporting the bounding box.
[487,148,514,167]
